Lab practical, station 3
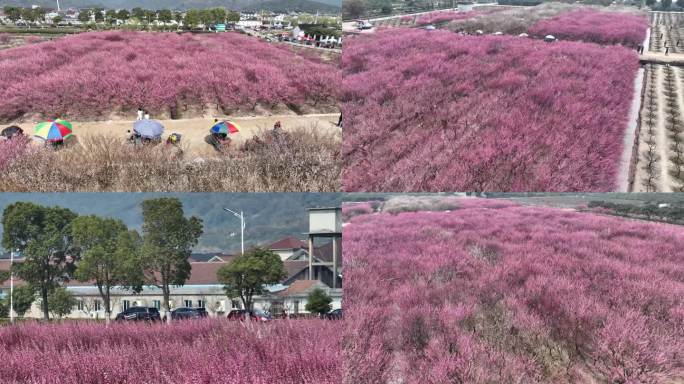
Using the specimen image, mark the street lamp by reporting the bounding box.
[223,207,245,255]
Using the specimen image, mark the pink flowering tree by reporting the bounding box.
[343,198,684,383]
[342,29,640,192]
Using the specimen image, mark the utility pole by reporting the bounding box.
[56,0,61,12]
[223,208,245,255]
[9,250,15,323]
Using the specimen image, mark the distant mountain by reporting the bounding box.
[1,0,341,12]
[0,193,342,253]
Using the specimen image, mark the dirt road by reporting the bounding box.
[25,114,340,158]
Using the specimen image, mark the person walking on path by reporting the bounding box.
[666,46,670,56]
[137,107,144,121]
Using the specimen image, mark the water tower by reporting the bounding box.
[306,207,342,288]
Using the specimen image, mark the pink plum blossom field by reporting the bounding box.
[0,31,340,122]
[527,9,648,46]
[342,29,640,192]
[342,198,684,384]
[0,319,341,384]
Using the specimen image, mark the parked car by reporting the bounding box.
[326,308,343,320]
[226,309,272,322]
[115,307,161,322]
[170,307,204,320]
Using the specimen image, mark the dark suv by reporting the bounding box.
[326,308,343,320]
[115,307,161,322]
[171,307,207,320]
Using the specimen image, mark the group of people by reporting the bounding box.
[136,107,151,121]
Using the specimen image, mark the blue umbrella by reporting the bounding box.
[133,120,165,138]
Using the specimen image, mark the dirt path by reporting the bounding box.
[633,63,684,192]
[618,67,644,192]
[655,66,672,190]
[634,64,664,192]
[25,114,340,158]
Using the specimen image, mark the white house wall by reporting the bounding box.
[18,285,342,320]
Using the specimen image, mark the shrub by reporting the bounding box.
[342,29,639,191]
[0,129,340,192]
[343,198,684,383]
[0,136,30,172]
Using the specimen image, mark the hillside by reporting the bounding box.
[0,193,342,253]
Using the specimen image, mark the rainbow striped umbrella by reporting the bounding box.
[210,120,241,135]
[34,120,73,142]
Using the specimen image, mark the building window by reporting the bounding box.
[153,300,161,310]
[123,300,130,311]
[184,300,193,308]
[197,300,205,308]
[94,300,101,311]
[77,301,84,311]
[231,300,241,309]
[294,300,300,314]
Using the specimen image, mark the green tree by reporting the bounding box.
[677,0,684,8]
[46,287,76,318]
[663,0,673,8]
[93,8,104,22]
[72,216,143,325]
[227,11,240,23]
[132,7,146,20]
[78,9,92,23]
[174,11,184,24]
[343,0,366,19]
[646,0,656,6]
[0,270,8,283]
[158,9,173,24]
[32,7,47,22]
[0,299,7,318]
[12,285,36,318]
[144,10,156,22]
[53,15,63,25]
[2,202,78,320]
[380,0,393,14]
[199,9,213,29]
[305,288,332,316]
[3,6,22,22]
[20,8,35,22]
[105,9,117,24]
[217,247,286,313]
[211,8,227,24]
[117,9,130,21]
[140,198,203,324]
[184,9,201,28]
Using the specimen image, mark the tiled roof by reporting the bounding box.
[1,248,310,287]
[278,280,322,296]
[314,241,334,262]
[268,237,307,250]
[284,260,309,279]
